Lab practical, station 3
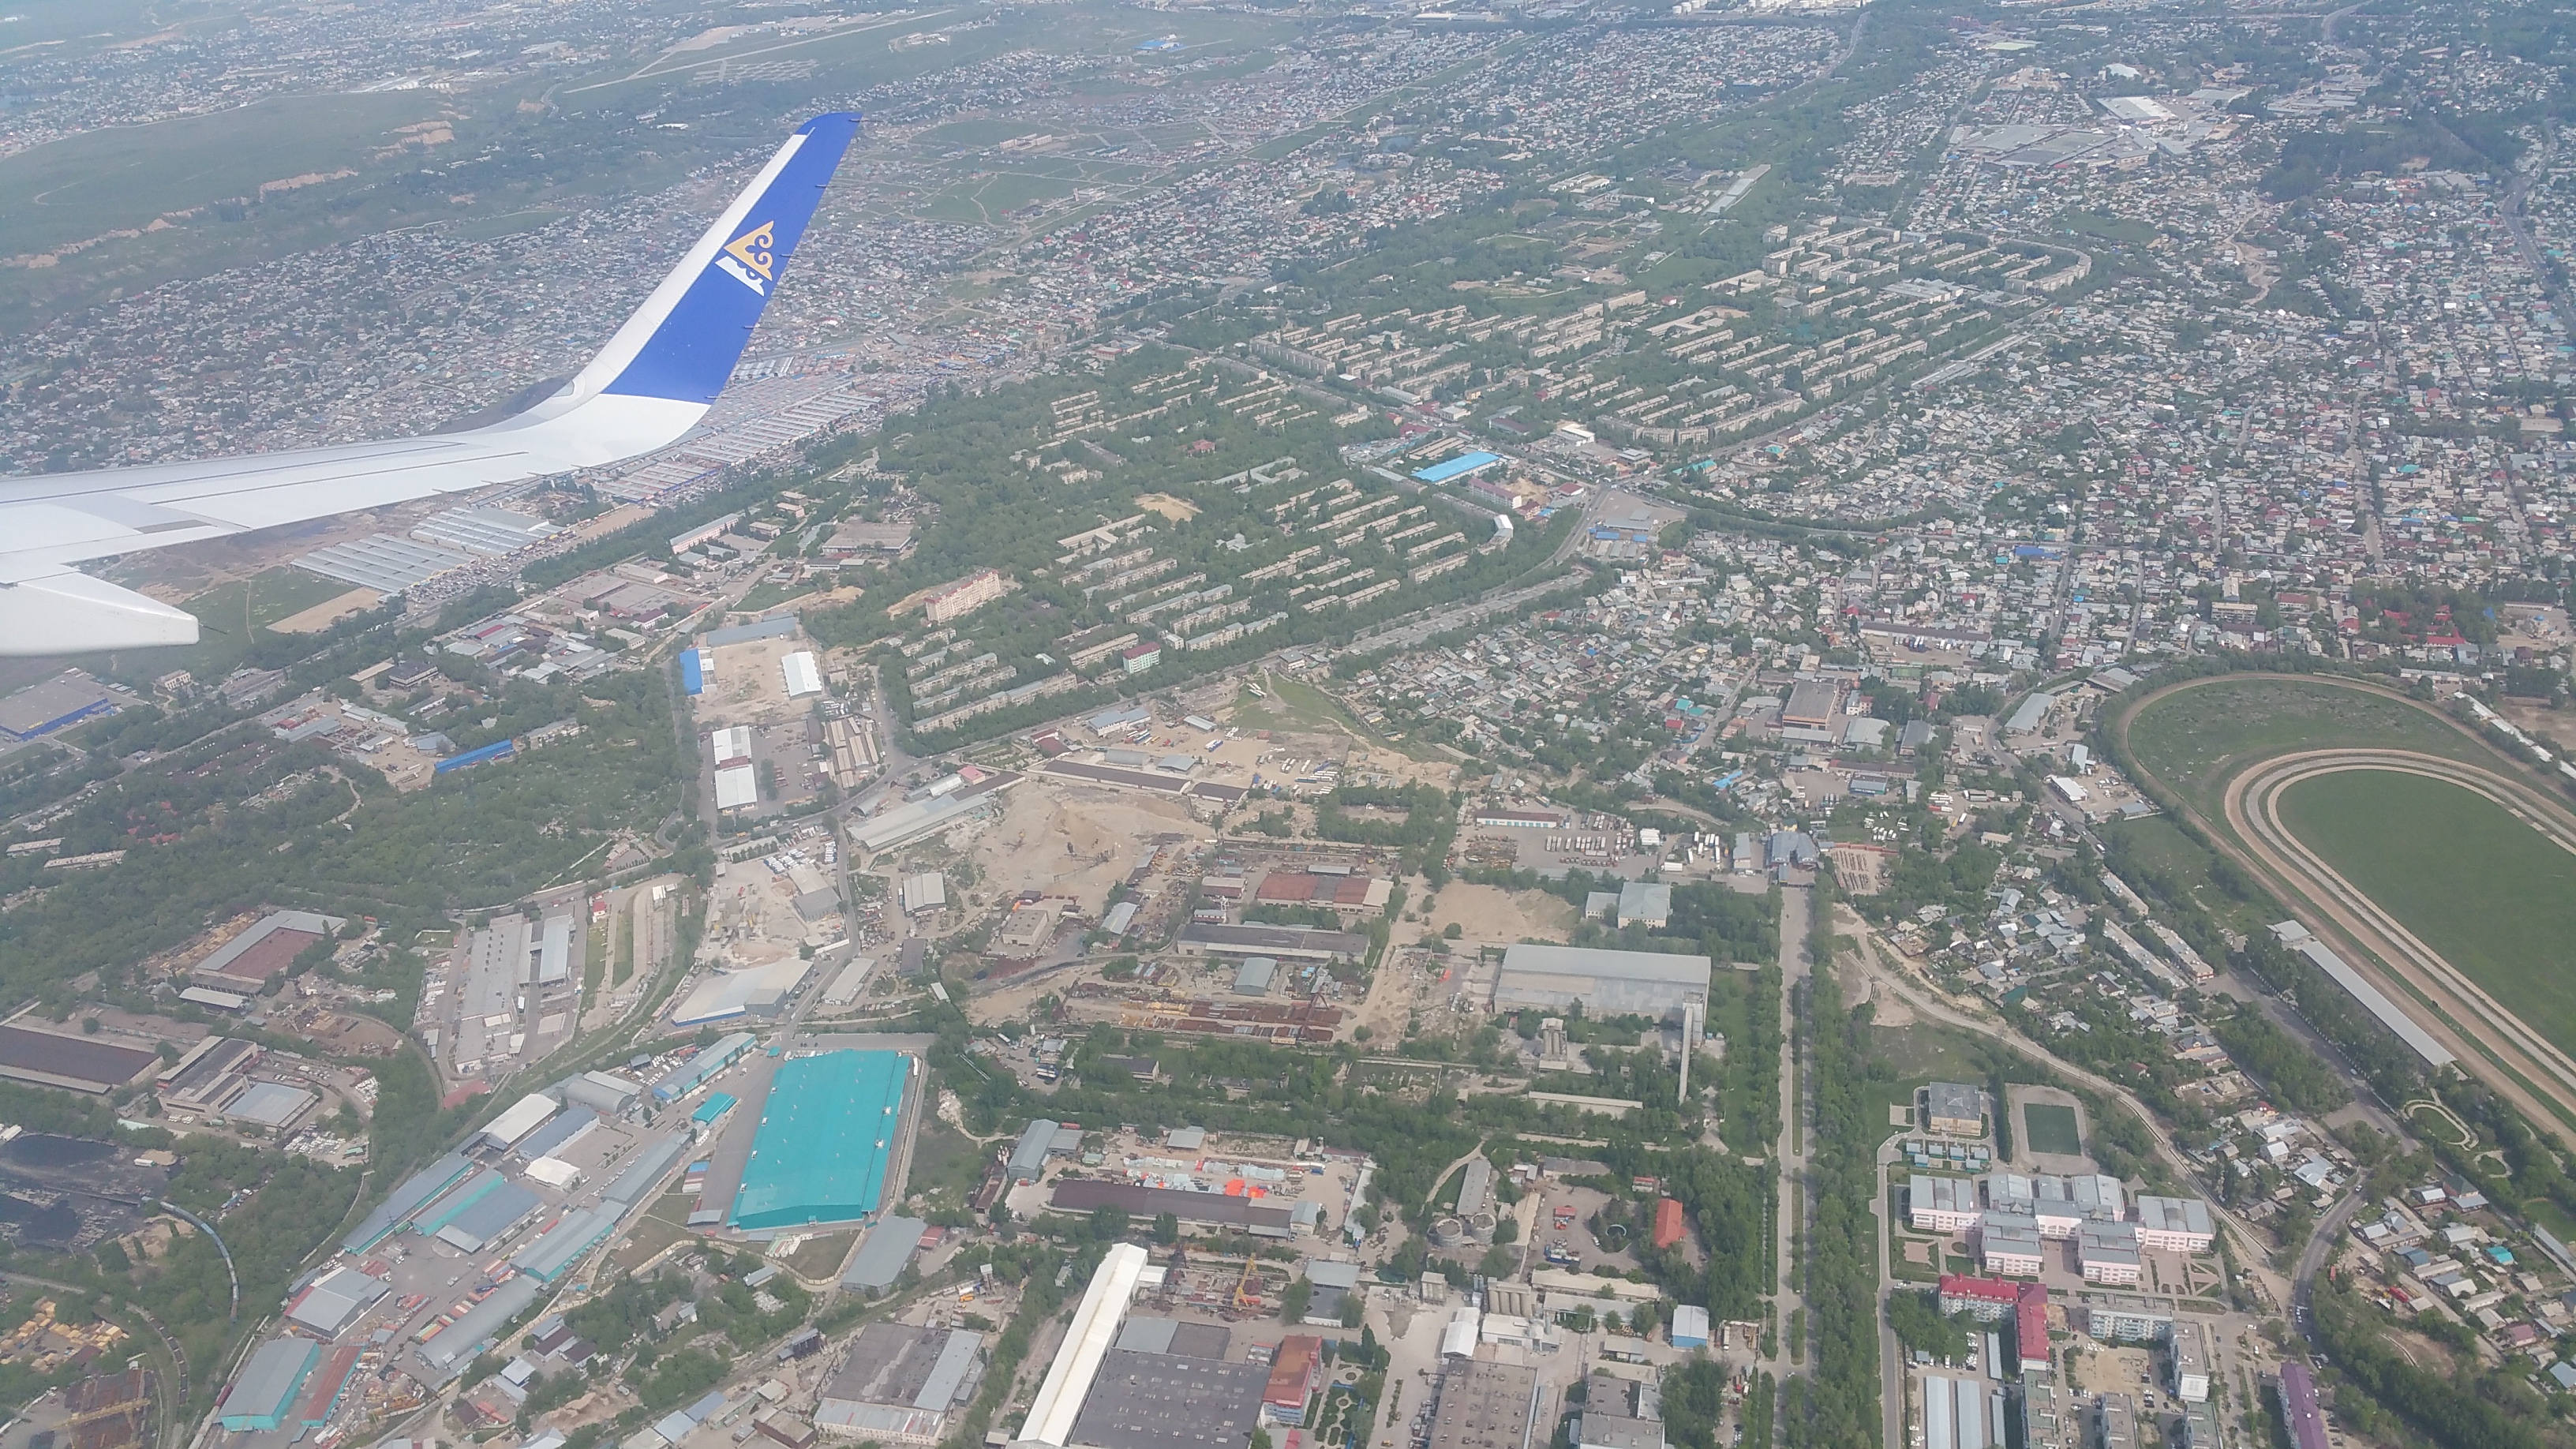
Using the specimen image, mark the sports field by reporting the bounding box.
[2123,676,2475,814]
[2021,1103,2083,1157]
[2277,768,2576,1059]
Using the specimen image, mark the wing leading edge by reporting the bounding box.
[0,110,863,657]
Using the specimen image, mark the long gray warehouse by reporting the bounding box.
[343,1151,474,1252]
[1176,923,1371,961]
[414,1275,543,1384]
[1492,943,1711,1016]
[1050,1180,1298,1237]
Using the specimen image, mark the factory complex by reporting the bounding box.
[1012,1246,1294,1449]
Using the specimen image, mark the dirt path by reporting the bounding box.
[1845,930,2290,1309]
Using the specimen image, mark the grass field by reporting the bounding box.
[72,567,358,690]
[2278,767,2576,1060]
[12,567,363,695]
[1232,673,1368,736]
[2405,1101,2472,1148]
[902,1115,990,1211]
[2021,1103,2083,1156]
[922,170,1087,226]
[783,1231,856,1280]
[1866,1020,1998,1129]
[0,93,446,258]
[2125,676,2477,814]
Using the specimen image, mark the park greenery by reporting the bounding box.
[1884,1290,1972,1362]
[0,666,689,1004]
[1797,885,1882,1449]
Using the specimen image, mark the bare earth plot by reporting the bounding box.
[1421,882,1574,949]
[969,781,1200,915]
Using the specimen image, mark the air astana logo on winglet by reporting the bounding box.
[714,219,777,295]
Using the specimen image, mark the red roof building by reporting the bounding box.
[1937,1274,2020,1322]
[1264,1336,1320,1425]
[1254,871,1379,908]
[1652,1197,1687,1250]
[2015,1282,2050,1373]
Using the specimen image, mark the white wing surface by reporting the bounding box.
[0,111,864,655]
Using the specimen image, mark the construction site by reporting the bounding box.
[1060,988,1345,1045]
[5,1364,155,1449]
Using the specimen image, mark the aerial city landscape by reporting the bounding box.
[0,0,2574,1447]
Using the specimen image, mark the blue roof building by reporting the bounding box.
[434,738,516,775]
[1412,451,1506,485]
[731,1050,915,1231]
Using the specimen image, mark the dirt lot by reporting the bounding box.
[1346,741,1462,792]
[268,586,381,634]
[1349,938,1503,1048]
[1219,674,1461,792]
[1824,844,1892,895]
[972,781,1200,915]
[1420,883,1573,949]
[2498,699,2576,754]
[2071,1345,2158,1399]
[1839,933,1916,1027]
[698,635,809,726]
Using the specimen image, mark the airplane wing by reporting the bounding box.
[0,110,863,656]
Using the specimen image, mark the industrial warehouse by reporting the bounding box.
[1489,944,1714,1017]
[731,1049,923,1232]
[1015,1246,1275,1449]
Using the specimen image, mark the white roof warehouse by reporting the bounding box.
[1492,944,1712,1017]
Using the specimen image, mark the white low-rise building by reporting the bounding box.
[2133,1196,2216,1253]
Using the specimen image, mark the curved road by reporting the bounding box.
[2292,1190,2363,1348]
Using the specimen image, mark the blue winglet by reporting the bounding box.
[602,111,863,405]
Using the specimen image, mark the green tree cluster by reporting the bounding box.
[1793,884,1883,1447]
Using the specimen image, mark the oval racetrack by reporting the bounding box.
[2223,747,2576,1127]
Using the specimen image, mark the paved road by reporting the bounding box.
[1762,886,1814,1379]
[1872,1136,1906,1449]
[1348,569,1592,657]
[2293,1190,2364,1346]
[2495,129,2570,321]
